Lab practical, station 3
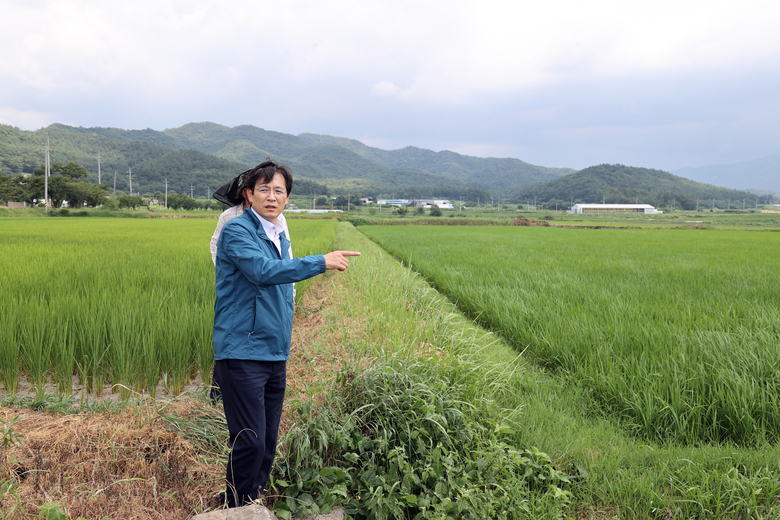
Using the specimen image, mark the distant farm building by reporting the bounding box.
[376,198,454,208]
[377,199,410,207]
[412,199,454,209]
[568,204,663,214]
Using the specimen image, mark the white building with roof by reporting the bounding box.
[568,204,662,214]
[412,199,454,209]
[376,199,410,206]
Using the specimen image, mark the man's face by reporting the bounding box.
[249,172,289,224]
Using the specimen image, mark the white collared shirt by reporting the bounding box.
[251,207,291,259]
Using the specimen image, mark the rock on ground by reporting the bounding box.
[192,506,345,520]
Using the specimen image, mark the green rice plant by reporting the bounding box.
[49,300,75,395]
[0,217,337,399]
[73,306,111,397]
[20,302,49,396]
[359,225,780,446]
[105,299,142,399]
[288,219,338,302]
[0,300,20,394]
[156,302,194,396]
[196,302,215,385]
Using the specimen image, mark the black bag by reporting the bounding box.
[213,169,251,206]
[213,160,279,206]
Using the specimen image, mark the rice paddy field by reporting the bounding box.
[3,215,780,518]
[359,225,780,446]
[0,217,337,399]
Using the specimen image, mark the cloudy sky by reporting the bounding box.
[1,0,778,171]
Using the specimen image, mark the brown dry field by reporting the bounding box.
[0,275,354,520]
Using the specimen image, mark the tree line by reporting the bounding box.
[1,162,107,208]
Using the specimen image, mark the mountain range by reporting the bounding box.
[0,123,572,201]
[0,122,775,203]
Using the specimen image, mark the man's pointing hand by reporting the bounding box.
[323,251,361,271]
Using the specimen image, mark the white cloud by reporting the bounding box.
[0,107,52,131]
[0,0,778,168]
[370,80,400,98]
[3,0,778,103]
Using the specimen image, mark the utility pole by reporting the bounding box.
[190,184,194,199]
[128,167,133,196]
[165,178,168,208]
[97,151,101,184]
[44,135,50,212]
[113,171,117,199]
[696,198,699,211]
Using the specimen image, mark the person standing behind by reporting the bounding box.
[213,161,359,508]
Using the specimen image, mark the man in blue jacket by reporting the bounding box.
[213,161,359,508]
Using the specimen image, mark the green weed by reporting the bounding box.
[273,361,571,520]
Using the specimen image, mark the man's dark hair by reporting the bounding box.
[245,160,293,196]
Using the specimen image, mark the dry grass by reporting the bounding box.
[0,275,352,520]
[0,402,221,518]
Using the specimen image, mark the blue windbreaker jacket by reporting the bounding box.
[213,209,326,361]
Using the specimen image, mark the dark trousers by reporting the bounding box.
[215,359,287,508]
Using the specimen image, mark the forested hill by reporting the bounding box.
[296,133,575,188]
[161,123,575,191]
[0,122,573,199]
[514,164,765,207]
[0,123,247,196]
